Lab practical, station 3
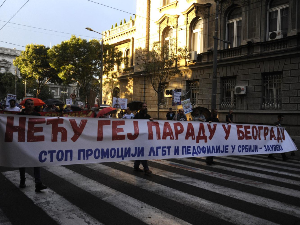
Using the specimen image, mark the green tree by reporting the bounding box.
[13,44,61,98]
[0,72,24,100]
[137,41,182,119]
[48,35,102,104]
[35,85,54,100]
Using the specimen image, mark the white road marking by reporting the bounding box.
[178,157,300,186]
[122,160,300,218]
[85,163,279,225]
[0,209,12,225]
[2,171,102,225]
[45,166,190,225]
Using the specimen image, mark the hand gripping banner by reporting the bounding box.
[0,114,297,167]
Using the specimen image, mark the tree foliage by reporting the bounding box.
[13,44,60,97]
[0,72,25,100]
[48,35,102,103]
[137,41,182,118]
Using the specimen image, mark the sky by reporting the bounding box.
[0,0,137,51]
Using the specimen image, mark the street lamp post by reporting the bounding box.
[86,27,103,106]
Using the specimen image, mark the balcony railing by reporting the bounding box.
[104,20,135,38]
[195,35,299,64]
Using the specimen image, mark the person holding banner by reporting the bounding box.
[123,107,134,119]
[166,108,175,120]
[133,103,153,175]
[206,109,219,165]
[226,110,233,123]
[18,99,48,192]
[268,114,289,161]
[193,109,206,122]
[5,99,20,112]
[173,109,187,121]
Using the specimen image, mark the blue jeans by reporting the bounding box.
[134,160,149,171]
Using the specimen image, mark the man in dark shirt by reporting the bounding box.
[173,108,187,121]
[268,114,289,161]
[166,108,175,120]
[226,110,233,123]
[18,99,48,192]
[133,103,153,175]
[206,109,219,165]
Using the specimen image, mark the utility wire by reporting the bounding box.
[0,40,25,48]
[0,20,98,39]
[0,0,7,8]
[0,0,29,31]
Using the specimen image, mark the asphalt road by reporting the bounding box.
[0,152,299,225]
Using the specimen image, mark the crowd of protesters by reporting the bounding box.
[1,98,297,190]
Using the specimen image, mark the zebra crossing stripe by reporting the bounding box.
[45,166,190,225]
[85,163,279,225]
[212,157,300,178]
[239,155,300,165]
[2,171,102,225]
[179,158,300,186]
[163,159,300,198]
[121,160,300,218]
[0,209,12,225]
[216,156,300,173]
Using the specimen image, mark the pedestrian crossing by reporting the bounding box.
[1,155,300,225]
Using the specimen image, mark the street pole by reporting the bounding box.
[85,27,103,106]
[211,0,219,111]
[24,79,26,97]
[99,39,103,106]
[15,67,17,96]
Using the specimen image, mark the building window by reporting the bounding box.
[191,19,203,54]
[161,0,173,7]
[221,77,236,109]
[227,7,242,48]
[268,0,289,40]
[186,80,199,105]
[262,73,282,110]
[162,26,174,57]
[123,49,130,68]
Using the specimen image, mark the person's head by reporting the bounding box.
[9,99,16,107]
[140,103,147,114]
[178,108,184,114]
[126,107,131,114]
[212,109,218,117]
[229,110,233,114]
[24,99,34,112]
[169,108,173,112]
[278,114,284,122]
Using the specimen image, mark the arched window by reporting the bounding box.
[268,0,289,40]
[162,26,174,57]
[123,48,130,68]
[163,27,173,45]
[227,7,242,48]
[191,19,203,53]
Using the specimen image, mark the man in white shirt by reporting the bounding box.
[5,99,20,112]
[123,107,134,119]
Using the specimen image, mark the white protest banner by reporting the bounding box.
[113,97,127,109]
[181,99,193,114]
[0,114,297,167]
[173,90,181,104]
[66,98,72,105]
[6,94,17,106]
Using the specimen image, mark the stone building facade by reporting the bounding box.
[102,0,300,135]
[0,47,21,75]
